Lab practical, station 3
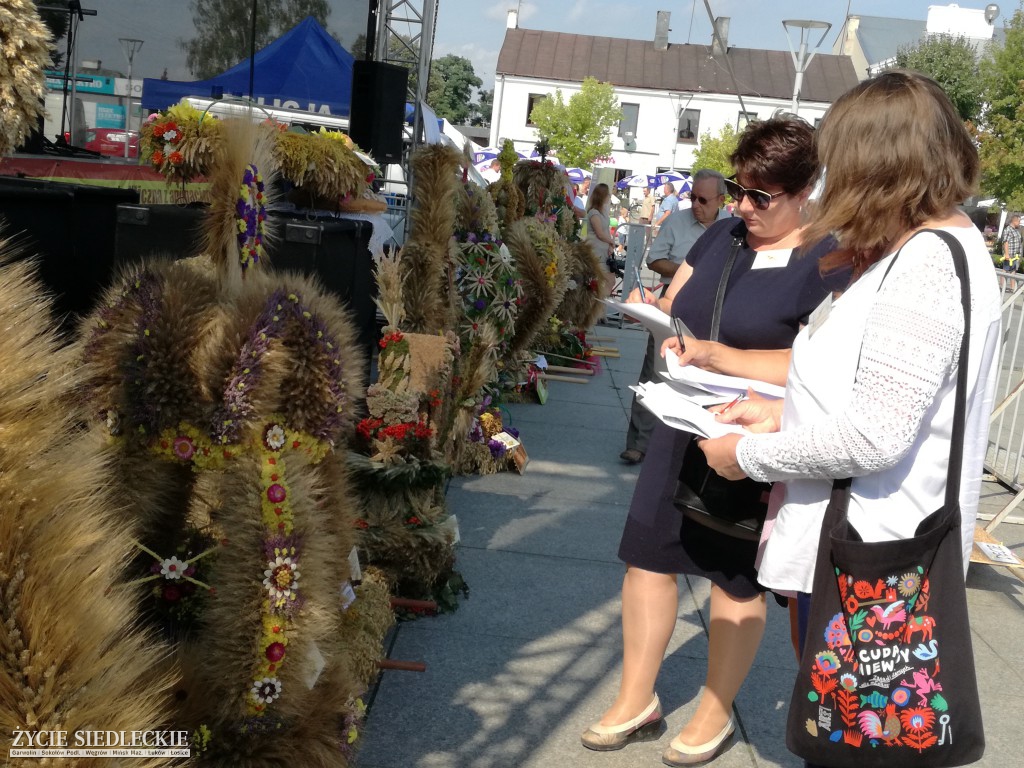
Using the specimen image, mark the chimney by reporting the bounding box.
[711,16,730,57]
[507,8,518,29]
[654,11,671,50]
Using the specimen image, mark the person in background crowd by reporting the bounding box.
[1002,213,1021,274]
[653,182,678,232]
[677,191,692,211]
[480,158,501,183]
[583,117,841,767]
[640,186,656,224]
[585,182,616,292]
[619,169,729,465]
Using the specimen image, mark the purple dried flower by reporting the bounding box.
[474,298,486,311]
[488,439,506,459]
[506,426,520,439]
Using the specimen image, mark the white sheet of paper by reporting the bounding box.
[602,298,672,337]
[602,298,676,375]
[663,350,786,399]
[631,382,748,438]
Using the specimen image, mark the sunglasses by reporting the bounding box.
[693,194,721,205]
[724,178,786,210]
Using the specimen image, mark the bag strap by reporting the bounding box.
[709,228,746,342]
[830,228,972,514]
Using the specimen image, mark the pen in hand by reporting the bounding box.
[671,315,687,354]
[720,393,747,414]
[633,265,647,302]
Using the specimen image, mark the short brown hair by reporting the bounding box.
[808,70,978,273]
[729,116,817,194]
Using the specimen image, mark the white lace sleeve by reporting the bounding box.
[737,235,964,482]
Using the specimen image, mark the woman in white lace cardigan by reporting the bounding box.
[665,71,1002,653]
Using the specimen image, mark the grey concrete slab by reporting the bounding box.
[454,458,641,507]
[443,486,631,563]
[502,400,627,434]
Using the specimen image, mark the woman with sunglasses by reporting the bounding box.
[688,71,1001,767]
[582,117,844,765]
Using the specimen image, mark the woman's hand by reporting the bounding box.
[697,434,746,480]
[660,335,713,368]
[626,286,659,305]
[712,390,783,434]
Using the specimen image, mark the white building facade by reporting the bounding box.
[490,11,859,177]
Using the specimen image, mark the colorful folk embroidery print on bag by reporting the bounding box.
[800,565,953,753]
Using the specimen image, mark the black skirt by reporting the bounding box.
[617,422,764,599]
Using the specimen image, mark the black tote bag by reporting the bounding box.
[785,230,984,768]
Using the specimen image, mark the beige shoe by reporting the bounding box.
[661,717,735,765]
[580,694,664,751]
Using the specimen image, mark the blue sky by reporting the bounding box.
[431,0,1011,91]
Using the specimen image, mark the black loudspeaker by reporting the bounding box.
[0,178,138,332]
[349,60,408,164]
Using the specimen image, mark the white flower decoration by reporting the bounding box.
[250,676,282,705]
[264,424,286,450]
[566,279,579,290]
[160,556,187,580]
[499,244,513,264]
[162,128,179,143]
[263,556,300,603]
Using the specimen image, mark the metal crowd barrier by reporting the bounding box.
[983,268,1024,531]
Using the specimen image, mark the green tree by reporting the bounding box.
[471,88,493,127]
[182,0,330,79]
[425,55,481,124]
[977,3,1024,208]
[691,124,738,178]
[891,34,983,122]
[349,33,366,61]
[34,1,69,68]
[528,77,622,168]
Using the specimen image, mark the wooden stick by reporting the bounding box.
[539,373,590,384]
[531,350,598,366]
[547,364,594,375]
[589,350,620,358]
[377,659,427,672]
[389,597,438,611]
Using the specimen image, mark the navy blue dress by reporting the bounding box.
[618,218,843,597]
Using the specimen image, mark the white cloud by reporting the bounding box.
[433,41,501,90]
[568,0,586,23]
[484,2,539,24]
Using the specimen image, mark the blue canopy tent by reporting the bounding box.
[141,17,353,117]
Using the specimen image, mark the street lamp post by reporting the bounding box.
[782,20,831,116]
[119,37,143,159]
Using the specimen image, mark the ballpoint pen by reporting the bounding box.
[671,315,687,354]
[633,264,647,302]
[721,393,747,413]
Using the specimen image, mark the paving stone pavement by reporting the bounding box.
[359,323,1024,768]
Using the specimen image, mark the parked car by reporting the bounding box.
[83,128,139,158]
